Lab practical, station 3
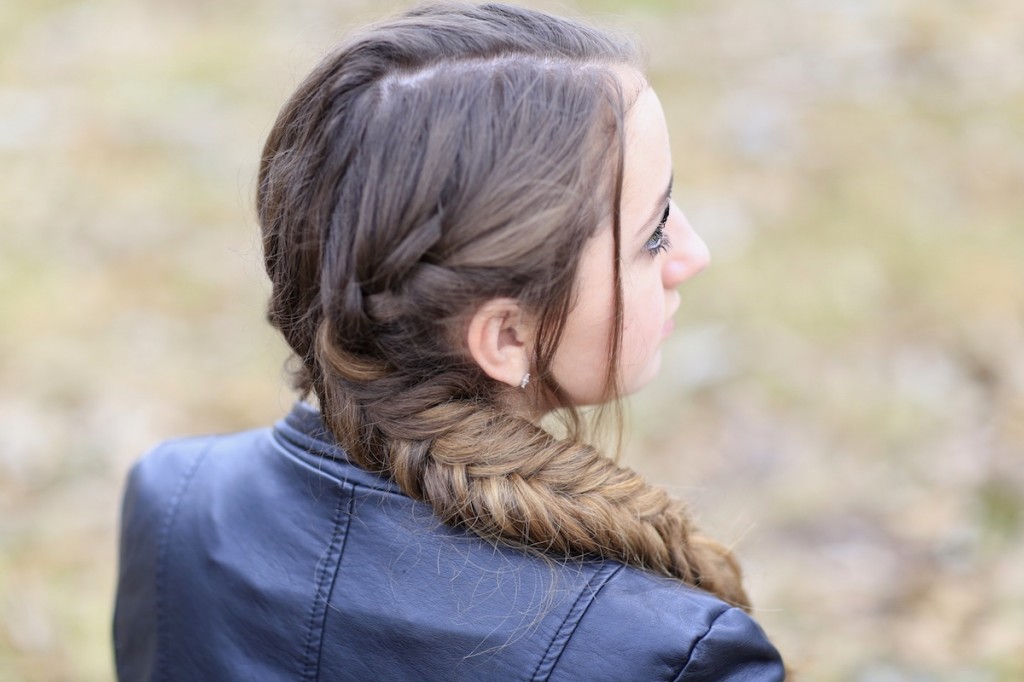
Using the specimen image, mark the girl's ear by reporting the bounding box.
[466,298,533,388]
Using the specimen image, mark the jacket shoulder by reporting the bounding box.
[114,429,271,681]
[128,428,268,485]
[117,433,239,571]
[550,566,784,681]
[120,428,274,521]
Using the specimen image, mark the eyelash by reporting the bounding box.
[644,203,672,257]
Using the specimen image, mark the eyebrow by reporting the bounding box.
[636,174,674,237]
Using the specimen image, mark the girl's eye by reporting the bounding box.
[644,204,672,257]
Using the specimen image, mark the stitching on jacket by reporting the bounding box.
[530,563,623,681]
[300,485,354,682]
[154,442,213,682]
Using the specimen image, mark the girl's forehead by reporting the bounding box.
[620,86,672,220]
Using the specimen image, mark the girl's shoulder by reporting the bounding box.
[557,563,784,680]
[116,409,783,680]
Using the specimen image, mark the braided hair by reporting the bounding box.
[258,2,750,610]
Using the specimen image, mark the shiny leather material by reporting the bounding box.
[114,402,784,680]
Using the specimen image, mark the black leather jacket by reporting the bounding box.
[114,402,784,680]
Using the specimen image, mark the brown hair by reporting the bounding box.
[257,2,750,609]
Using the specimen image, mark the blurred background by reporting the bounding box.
[1,0,1022,679]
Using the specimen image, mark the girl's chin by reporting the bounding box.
[621,350,663,397]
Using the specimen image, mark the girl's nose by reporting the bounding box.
[663,203,710,288]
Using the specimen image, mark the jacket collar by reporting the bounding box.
[272,401,404,495]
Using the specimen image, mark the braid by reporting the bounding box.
[315,319,751,610]
[260,2,754,611]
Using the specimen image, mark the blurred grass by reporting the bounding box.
[2,0,1023,680]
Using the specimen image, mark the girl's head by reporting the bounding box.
[259,1,708,415]
[259,2,744,608]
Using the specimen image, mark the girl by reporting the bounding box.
[114,3,785,679]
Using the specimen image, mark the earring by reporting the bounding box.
[519,372,531,389]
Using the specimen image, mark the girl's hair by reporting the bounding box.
[258,2,750,609]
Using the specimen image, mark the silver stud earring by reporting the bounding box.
[519,372,531,389]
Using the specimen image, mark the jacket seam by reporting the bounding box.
[154,442,213,682]
[673,606,732,681]
[301,484,354,682]
[530,563,623,681]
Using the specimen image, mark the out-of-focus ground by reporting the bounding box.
[1,0,1022,679]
